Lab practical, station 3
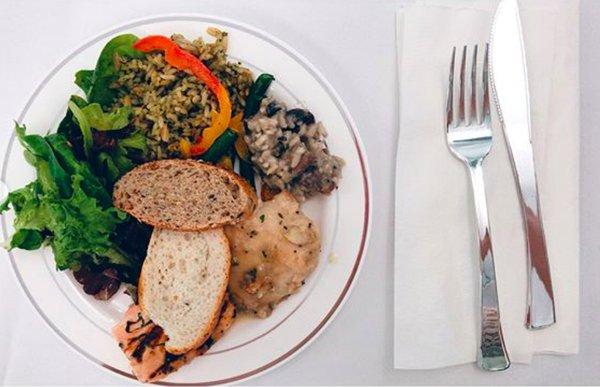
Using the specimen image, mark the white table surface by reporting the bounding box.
[1,0,598,385]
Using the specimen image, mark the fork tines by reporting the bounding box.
[446,44,490,129]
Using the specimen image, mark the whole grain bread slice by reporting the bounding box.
[138,227,230,355]
[113,159,257,231]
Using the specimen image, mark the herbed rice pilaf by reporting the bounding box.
[111,28,253,160]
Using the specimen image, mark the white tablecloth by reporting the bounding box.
[1,0,599,385]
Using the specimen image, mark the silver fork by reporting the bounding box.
[446,44,510,372]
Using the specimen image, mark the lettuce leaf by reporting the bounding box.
[78,103,131,131]
[15,123,72,198]
[46,174,127,270]
[97,151,123,186]
[68,101,94,159]
[9,229,44,250]
[118,131,147,151]
[1,124,134,271]
[57,96,88,160]
[45,133,112,208]
[68,100,132,159]
[0,182,39,213]
[63,97,145,190]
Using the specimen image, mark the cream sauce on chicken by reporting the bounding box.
[224,191,320,318]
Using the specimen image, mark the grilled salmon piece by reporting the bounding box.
[112,296,236,383]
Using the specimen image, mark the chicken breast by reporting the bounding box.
[224,191,320,318]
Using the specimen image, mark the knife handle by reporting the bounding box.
[510,145,556,329]
[522,196,556,329]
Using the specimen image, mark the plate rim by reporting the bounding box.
[1,12,372,385]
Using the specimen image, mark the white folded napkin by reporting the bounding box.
[394,0,579,369]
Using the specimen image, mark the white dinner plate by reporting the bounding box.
[1,14,371,385]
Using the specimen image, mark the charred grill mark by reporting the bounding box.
[125,312,153,333]
[131,325,164,362]
[149,352,186,380]
[220,300,229,313]
[204,337,215,349]
[115,300,236,382]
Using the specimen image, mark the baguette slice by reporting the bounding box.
[113,159,257,231]
[138,227,230,354]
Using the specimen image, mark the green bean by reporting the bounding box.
[200,129,238,163]
[244,73,275,118]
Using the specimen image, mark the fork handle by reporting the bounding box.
[468,161,510,371]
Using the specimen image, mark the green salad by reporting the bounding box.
[1,34,153,298]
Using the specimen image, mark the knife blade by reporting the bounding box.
[489,0,556,329]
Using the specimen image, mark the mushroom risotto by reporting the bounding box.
[244,97,345,201]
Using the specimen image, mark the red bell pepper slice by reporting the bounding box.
[134,35,232,156]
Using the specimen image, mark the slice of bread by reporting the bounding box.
[113,159,257,231]
[138,227,231,355]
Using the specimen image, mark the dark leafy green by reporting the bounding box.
[9,229,44,250]
[98,146,134,186]
[95,130,147,187]
[68,100,133,159]
[75,34,144,107]
[74,70,94,95]
[62,93,146,188]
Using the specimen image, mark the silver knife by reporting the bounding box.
[489,0,556,329]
